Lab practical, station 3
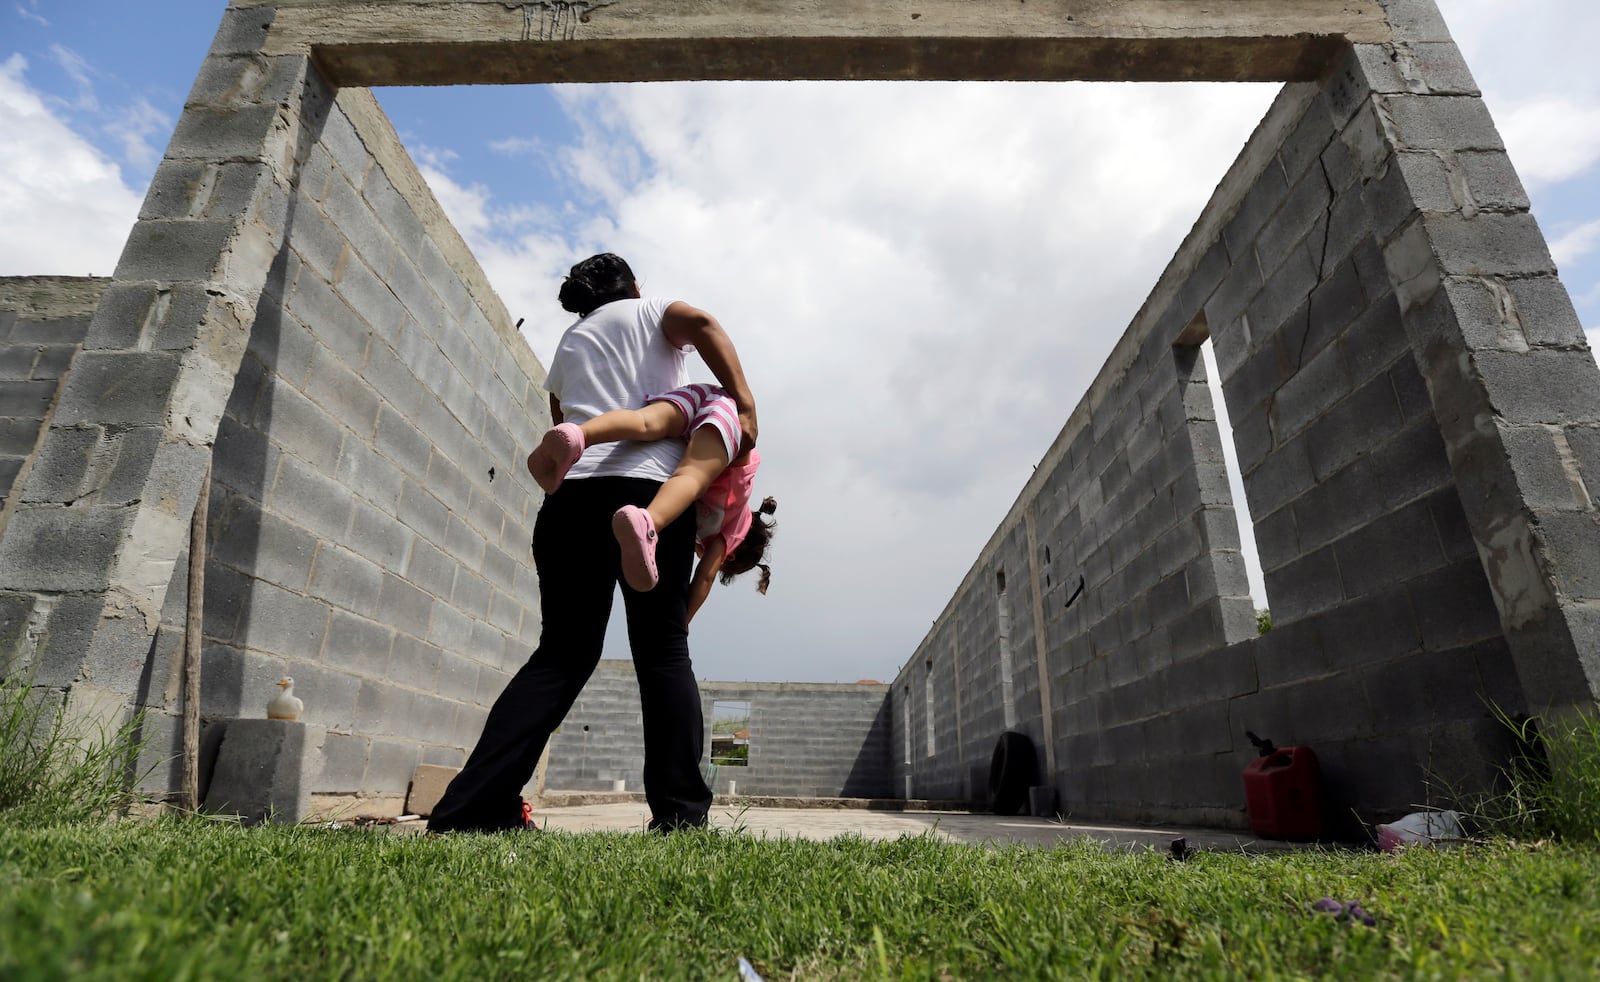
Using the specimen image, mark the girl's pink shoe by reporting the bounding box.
[529,422,585,493]
[612,505,659,591]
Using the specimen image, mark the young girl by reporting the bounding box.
[528,381,776,621]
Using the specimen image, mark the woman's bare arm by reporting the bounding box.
[661,301,757,456]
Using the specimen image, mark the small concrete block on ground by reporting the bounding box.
[406,763,460,816]
[203,719,325,825]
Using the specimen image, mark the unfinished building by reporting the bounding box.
[1,0,1596,829]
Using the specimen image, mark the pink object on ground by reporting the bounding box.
[530,422,586,493]
[612,505,660,591]
[1376,810,1463,852]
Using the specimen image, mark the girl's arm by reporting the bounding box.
[550,394,563,425]
[686,535,727,623]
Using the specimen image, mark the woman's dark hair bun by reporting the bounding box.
[558,253,636,316]
[759,496,777,515]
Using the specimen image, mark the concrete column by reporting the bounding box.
[1022,506,1057,779]
[1353,0,1600,711]
[0,5,325,692]
[948,615,965,797]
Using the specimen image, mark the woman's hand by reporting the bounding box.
[736,404,758,458]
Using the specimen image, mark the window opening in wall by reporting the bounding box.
[709,700,750,766]
[1199,334,1270,629]
[902,686,912,763]
[996,569,1017,729]
[924,657,936,757]
[903,684,913,798]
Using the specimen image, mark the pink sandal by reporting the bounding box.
[612,505,660,591]
[528,422,585,493]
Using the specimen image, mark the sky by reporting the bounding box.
[2,1,1597,686]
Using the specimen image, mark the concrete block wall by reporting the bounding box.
[0,6,550,809]
[543,661,893,798]
[1203,76,1510,824]
[0,7,314,712]
[542,661,649,792]
[701,679,892,798]
[0,278,107,534]
[890,0,1600,830]
[126,82,549,802]
[896,286,1255,823]
[1358,0,1600,717]
[894,519,1069,805]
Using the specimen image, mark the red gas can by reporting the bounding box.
[1241,733,1324,841]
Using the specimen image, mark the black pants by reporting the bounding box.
[428,476,713,832]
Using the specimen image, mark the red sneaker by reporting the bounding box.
[521,799,537,831]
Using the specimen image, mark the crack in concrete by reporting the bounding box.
[1261,142,1342,451]
[507,2,615,42]
[1297,151,1339,374]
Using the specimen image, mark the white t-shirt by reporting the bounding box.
[543,296,689,482]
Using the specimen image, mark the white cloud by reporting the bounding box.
[1492,99,1600,189]
[488,137,540,156]
[15,0,46,27]
[417,80,1277,681]
[1436,0,1600,190]
[1551,219,1600,271]
[0,55,142,276]
[104,97,171,171]
[48,43,97,111]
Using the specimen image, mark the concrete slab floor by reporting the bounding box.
[417,802,1308,854]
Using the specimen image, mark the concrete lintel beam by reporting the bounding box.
[310,36,1356,86]
[252,0,1391,85]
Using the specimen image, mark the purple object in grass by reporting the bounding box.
[1308,897,1377,927]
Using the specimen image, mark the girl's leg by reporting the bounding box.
[580,402,684,445]
[612,425,730,592]
[645,425,730,529]
[528,402,684,492]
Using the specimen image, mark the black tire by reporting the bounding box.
[988,731,1038,815]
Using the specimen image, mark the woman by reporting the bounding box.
[427,253,757,833]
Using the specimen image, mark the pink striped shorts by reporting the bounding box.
[647,383,740,461]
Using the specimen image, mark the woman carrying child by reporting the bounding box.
[529,381,777,621]
[427,253,757,835]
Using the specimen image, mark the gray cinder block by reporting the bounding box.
[204,719,326,825]
[323,174,396,276]
[53,351,183,427]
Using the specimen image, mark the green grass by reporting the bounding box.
[0,677,151,830]
[3,822,1599,980]
[1465,708,1600,845]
